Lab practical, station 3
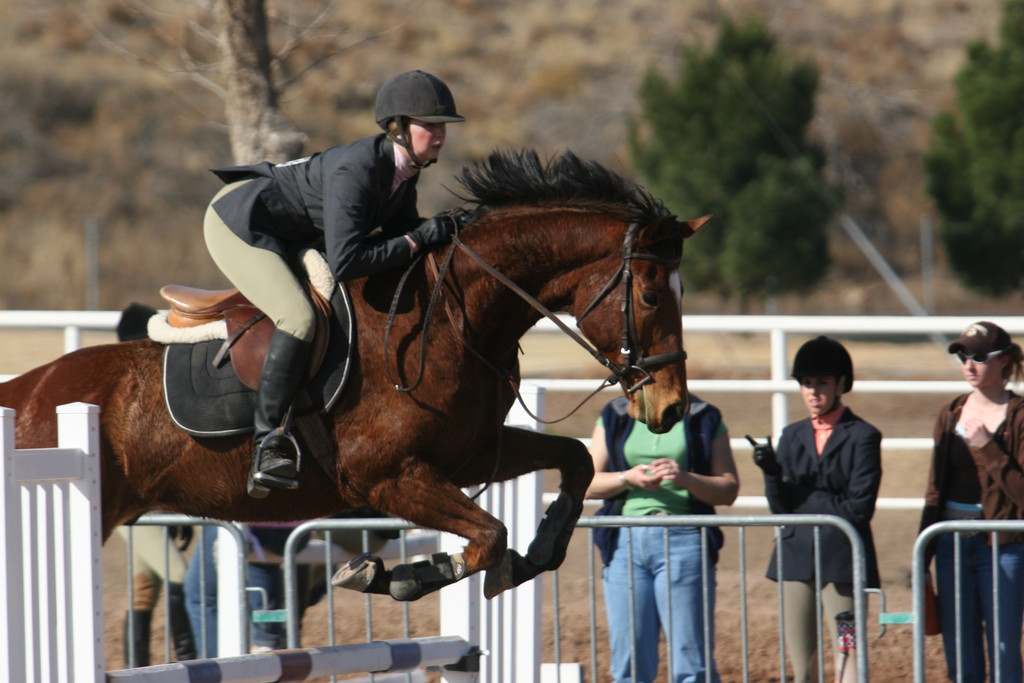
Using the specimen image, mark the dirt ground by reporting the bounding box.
[2,327,965,681]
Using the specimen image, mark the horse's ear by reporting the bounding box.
[678,214,712,239]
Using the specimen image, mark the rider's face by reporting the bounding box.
[799,375,842,417]
[405,119,446,163]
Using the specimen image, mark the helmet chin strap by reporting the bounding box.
[387,119,435,169]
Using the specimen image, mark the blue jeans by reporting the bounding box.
[183,526,288,656]
[935,534,1024,683]
[602,524,720,683]
[184,526,219,658]
[247,562,285,650]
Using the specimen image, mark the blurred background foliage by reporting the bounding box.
[630,14,836,310]
[0,0,1020,315]
[924,0,1024,297]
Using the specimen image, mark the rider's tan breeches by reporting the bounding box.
[203,181,316,343]
[116,525,189,610]
[781,580,856,683]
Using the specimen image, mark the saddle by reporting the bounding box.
[154,254,354,485]
[158,282,332,391]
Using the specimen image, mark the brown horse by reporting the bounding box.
[0,149,707,600]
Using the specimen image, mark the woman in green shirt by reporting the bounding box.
[587,395,739,683]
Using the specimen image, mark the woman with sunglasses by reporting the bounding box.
[919,320,1024,683]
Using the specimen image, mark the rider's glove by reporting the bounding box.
[746,435,781,476]
[409,210,468,249]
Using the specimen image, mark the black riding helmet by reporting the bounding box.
[791,335,854,392]
[375,70,464,169]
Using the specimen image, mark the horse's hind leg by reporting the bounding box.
[469,427,594,598]
[332,460,510,601]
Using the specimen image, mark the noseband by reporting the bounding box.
[452,221,686,394]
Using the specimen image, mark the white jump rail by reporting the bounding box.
[1,403,104,683]
[105,636,474,682]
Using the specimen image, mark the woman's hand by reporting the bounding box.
[617,464,661,490]
[640,459,685,489]
[958,417,993,449]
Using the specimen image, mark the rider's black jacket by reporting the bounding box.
[210,134,422,282]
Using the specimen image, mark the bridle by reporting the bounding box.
[383,220,687,397]
[574,221,688,394]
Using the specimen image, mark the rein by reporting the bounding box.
[382,241,459,392]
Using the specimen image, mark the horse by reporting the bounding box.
[0,149,708,600]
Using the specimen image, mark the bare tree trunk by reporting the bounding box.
[216,0,307,164]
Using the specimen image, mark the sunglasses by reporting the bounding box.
[955,348,1006,364]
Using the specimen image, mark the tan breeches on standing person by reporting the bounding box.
[781,581,856,683]
[203,180,316,344]
[117,526,190,611]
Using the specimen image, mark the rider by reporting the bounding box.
[202,70,467,498]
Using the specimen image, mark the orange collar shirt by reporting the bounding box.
[810,405,847,455]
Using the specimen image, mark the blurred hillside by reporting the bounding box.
[2,0,1020,315]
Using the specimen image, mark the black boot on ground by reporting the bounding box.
[167,582,197,661]
[248,329,312,498]
[124,609,152,667]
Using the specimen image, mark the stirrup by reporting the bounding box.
[247,430,301,497]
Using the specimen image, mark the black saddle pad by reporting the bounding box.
[162,282,355,438]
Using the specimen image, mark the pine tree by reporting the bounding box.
[629,14,837,309]
[924,0,1024,296]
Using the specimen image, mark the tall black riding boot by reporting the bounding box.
[248,329,313,498]
[124,609,152,667]
[167,582,197,661]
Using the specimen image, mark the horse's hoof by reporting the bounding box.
[483,550,516,599]
[389,552,466,601]
[331,553,389,594]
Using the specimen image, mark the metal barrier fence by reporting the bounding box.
[579,514,870,683]
[80,482,1024,682]
[236,512,871,683]
[912,520,1024,683]
[123,515,251,656]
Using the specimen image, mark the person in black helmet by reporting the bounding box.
[201,70,467,498]
[748,336,882,683]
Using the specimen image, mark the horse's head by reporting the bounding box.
[574,214,711,433]
[452,149,710,432]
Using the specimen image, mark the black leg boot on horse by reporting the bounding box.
[248,329,313,498]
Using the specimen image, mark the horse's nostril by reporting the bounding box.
[663,400,687,428]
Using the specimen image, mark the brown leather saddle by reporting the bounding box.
[158,282,332,391]
[158,281,343,481]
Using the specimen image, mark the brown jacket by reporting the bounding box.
[918,392,1024,563]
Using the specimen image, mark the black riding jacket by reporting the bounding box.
[210,134,422,282]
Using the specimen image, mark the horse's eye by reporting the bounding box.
[641,292,659,307]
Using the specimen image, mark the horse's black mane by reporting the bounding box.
[455,149,671,223]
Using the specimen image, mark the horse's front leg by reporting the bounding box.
[332,459,510,601]
[464,427,594,599]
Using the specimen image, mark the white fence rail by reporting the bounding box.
[1,403,104,683]
[6,311,1021,439]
